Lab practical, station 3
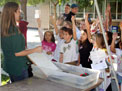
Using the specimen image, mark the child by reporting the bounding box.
[90,33,111,91]
[80,19,86,31]
[111,31,122,91]
[42,31,56,55]
[53,27,65,62]
[51,14,65,62]
[59,27,78,63]
[77,14,93,68]
[37,18,56,56]
[59,16,78,64]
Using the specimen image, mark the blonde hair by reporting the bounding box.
[1,2,19,37]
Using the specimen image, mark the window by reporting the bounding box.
[118,2,122,19]
[108,1,122,20]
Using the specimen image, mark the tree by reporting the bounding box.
[20,0,27,20]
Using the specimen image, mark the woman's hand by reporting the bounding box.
[15,46,42,57]
[34,46,43,53]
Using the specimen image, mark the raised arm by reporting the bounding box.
[15,46,42,56]
[110,33,118,53]
[108,4,112,27]
[105,4,112,31]
[36,18,44,41]
[105,10,109,31]
[51,15,59,35]
[71,16,77,40]
[119,21,122,42]
[85,14,92,42]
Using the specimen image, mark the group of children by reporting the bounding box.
[35,4,122,91]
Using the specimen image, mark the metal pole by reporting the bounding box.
[0,16,1,86]
[0,52,1,86]
[94,0,119,91]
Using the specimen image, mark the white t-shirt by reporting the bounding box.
[116,48,122,76]
[60,39,78,63]
[90,48,108,64]
[53,35,64,62]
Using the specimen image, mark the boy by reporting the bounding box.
[59,27,78,64]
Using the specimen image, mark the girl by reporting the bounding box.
[1,2,42,82]
[42,31,56,55]
[77,14,93,68]
[37,18,56,56]
[90,33,111,91]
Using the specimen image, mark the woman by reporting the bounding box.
[1,2,42,82]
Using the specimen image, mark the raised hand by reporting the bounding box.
[112,33,118,41]
[71,16,75,22]
[107,4,111,12]
[36,18,41,28]
[119,21,122,31]
[85,13,89,24]
[85,13,89,20]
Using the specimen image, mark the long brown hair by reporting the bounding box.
[44,31,55,43]
[96,33,105,49]
[1,2,19,37]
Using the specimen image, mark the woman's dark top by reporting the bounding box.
[1,26,29,76]
[79,39,93,68]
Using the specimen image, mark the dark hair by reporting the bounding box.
[79,29,89,48]
[82,29,87,34]
[60,27,67,31]
[63,27,73,35]
[66,3,70,7]
[44,31,55,43]
[106,31,112,45]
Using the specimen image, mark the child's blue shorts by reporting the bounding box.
[117,74,122,85]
